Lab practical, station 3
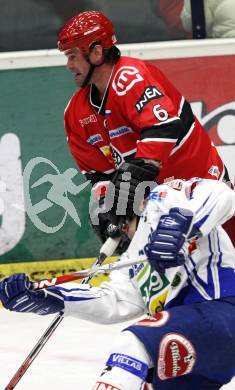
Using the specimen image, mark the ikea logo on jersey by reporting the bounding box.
[148,190,167,202]
[135,85,164,113]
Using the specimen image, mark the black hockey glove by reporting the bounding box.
[89,189,130,254]
[110,158,159,219]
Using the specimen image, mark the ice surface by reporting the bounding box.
[0,310,234,389]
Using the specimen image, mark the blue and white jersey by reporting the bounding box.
[132,178,235,312]
[59,178,235,322]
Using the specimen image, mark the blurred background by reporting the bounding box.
[0,0,182,51]
[2,0,235,52]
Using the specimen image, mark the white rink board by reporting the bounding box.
[0,38,235,70]
[218,145,235,183]
[0,310,234,389]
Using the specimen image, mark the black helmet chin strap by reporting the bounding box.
[81,49,105,88]
[81,62,96,88]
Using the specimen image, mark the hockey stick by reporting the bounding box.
[4,237,120,390]
[30,254,148,290]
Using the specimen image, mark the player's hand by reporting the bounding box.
[0,273,64,315]
[144,208,194,272]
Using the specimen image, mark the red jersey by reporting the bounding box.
[64,56,225,185]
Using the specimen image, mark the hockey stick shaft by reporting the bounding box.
[4,237,120,390]
[29,236,121,290]
[4,313,64,390]
[30,254,148,290]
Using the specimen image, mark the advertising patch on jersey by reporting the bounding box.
[106,353,148,381]
[165,179,184,191]
[208,165,220,178]
[158,333,196,380]
[87,133,103,145]
[100,145,115,166]
[111,145,124,167]
[93,382,121,390]
[79,114,98,127]
[136,311,169,327]
[130,262,145,278]
[112,66,144,96]
[135,86,164,113]
[137,263,170,315]
[148,190,168,202]
[171,272,182,288]
[109,126,133,139]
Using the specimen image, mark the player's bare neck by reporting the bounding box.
[92,63,114,98]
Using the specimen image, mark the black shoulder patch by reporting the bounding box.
[135,86,164,113]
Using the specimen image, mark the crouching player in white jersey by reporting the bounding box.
[1,178,235,389]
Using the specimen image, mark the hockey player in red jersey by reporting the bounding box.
[57,10,234,247]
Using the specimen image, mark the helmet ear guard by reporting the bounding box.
[58,10,117,54]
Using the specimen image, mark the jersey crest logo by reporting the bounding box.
[112,66,144,96]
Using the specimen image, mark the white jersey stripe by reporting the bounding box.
[178,96,185,116]
[137,138,177,144]
[122,148,137,157]
[153,117,180,126]
[209,231,220,299]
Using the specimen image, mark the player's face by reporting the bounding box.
[125,217,138,239]
[65,48,90,87]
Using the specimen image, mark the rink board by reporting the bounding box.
[0,256,117,287]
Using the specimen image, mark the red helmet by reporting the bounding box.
[58,10,117,53]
